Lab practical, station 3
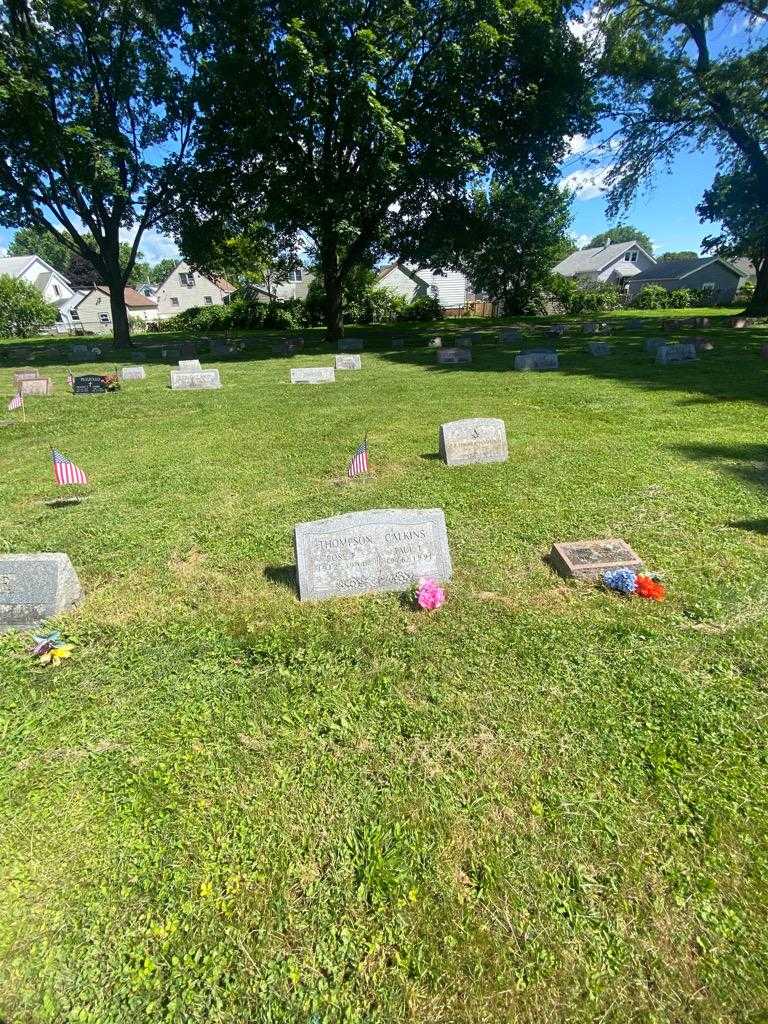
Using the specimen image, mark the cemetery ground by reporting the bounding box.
[1,310,767,1023]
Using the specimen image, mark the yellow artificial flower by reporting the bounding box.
[39,643,75,667]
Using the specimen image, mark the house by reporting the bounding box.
[154,260,236,318]
[625,257,742,304]
[731,258,757,289]
[272,268,313,301]
[552,240,656,286]
[136,282,158,298]
[376,262,469,311]
[0,254,81,325]
[72,286,159,331]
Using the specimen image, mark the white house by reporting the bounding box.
[552,240,656,286]
[155,260,236,318]
[71,286,160,331]
[376,262,469,311]
[0,254,81,325]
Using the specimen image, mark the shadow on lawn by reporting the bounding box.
[673,442,768,510]
[263,565,298,593]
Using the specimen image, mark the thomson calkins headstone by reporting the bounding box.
[13,370,39,385]
[0,553,83,632]
[439,418,508,466]
[178,358,203,372]
[169,368,222,390]
[549,538,642,580]
[338,338,364,352]
[120,366,146,381]
[20,377,53,396]
[334,354,362,370]
[437,347,472,365]
[294,508,452,601]
[290,367,335,384]
[515,350,558,371]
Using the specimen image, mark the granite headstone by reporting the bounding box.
[439,418,508,466]
[587,341,612,356]
[549,539,643,580]
[13,370,39,385]
[515,350,558,371]
[655,343,697,365]
[334,354,362,370]
[0,553,83,632]
[20,377,53,396]
[169,369,222,390]
[437,347,472,365]
[178,358,203,372]
[338,338,364,352]
[120,366,146,381]
[72,374,107,394]
[290,367,335,384]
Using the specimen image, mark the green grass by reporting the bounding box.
[1,314,767,1023]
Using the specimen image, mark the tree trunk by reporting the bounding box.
[102,238,130,346]
[744,256,768,316]
[321,237,344,343]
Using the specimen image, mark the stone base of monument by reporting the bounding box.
[0,553,83,632]
[549,539,643,580]
[439,418,508,466]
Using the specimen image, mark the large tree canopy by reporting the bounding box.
[586,225,653,253]
[184,0,594,338]
[7,225,71,273]
[0,0,196,343]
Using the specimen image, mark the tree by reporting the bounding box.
[7,225,70,274]
[597,0,768,306]
[587,226,653,253]
[65,240,146,290]
[185,0,594,339]
[0,275,57,337]
[147,258,179,286]
[697,164,768,315]
[660,250,698,262]
[0,1,196,344]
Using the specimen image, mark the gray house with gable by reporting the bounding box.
[625,257,742,304]
[553,240,656,287]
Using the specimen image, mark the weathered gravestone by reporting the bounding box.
[294,508,452,602]
[656,343,697,365]
[161,345,181,360]
[273,341,299,356]
[732,317,748,329]
[588,341,612,356]
[515,350,558,371]
[439,418,508,466]
[437,347,472,365]
[0,553,83,632]
[290,367,335,384]
[73,374,107,395]
[644,337,666,355]
[20,377,53,396]
[334,354,362,370]
[549,538,643,580]
[338,338,364,352]
[70,344,93,359]
[169,369,222,390]
[548,324,568,337]
[120,366,146,381]
[695,317,711,328]
[500,329,521,344]
[210,340,239,357]
[13,370,39,385]
[455,334,474,348]
[582,322,598,335]
[178,359,203,372]
[692,337,714,352]
[179,341,198,358]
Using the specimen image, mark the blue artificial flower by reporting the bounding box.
[603,568,638,594]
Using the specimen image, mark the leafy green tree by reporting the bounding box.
[0,1,196,344]
[586,226,653,253]
[660,251,698,262]
[147,258,179,287]
[185,0,594,339]
[697,164,768,314]
[66,240,146,289]
[0,275,57,337]
[7,226,70,274]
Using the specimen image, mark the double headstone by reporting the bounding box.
[334,354,362,370]
[515,349,558,371]
[338,338,364,352]
[437,347,472,365]
[290,367,335,384]
[655,343,697,365]
[170,368,222,390]
[120,366,146,381]
[439,418,508,466]
[549,539,642,580]
[0,553,83,632]
[294,508,452,601]
[20,377,53,396]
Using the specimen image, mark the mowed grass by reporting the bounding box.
[1,314,767,1023]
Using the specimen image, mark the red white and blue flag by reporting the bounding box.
[66,370,74,389]
[347,437,369,478]
[52,448,88,486]
[7,393,23,412]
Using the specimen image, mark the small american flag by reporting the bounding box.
[347,437,369,478]
[52,448,88,486]
[7,393,23,412]
[66,370,74,389]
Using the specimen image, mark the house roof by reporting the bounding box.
[213,275,236,294]
[553,241,651,276]
[630,257,741,283]
[0,253,72,286]
[731,257,756,280]
[74,285,158,309]
[156,260,236,294]
[377,261,430,287]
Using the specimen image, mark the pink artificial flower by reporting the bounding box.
[416,577,446,611]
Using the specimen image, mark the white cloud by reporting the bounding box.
[568,5,604,51]
[564,133,590,157]
[569,233,592,249]
[120,227,178,264]
[559,164,614,200]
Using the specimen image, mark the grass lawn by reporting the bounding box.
[1,313,767,1022]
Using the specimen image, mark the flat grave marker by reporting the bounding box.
[72,374,107,395]
[549,539,643,580]
[439,417,508,466]
[334,354,362,370]
[0,553,83,632]
[20,377,53,397]
[290,367,335,384]
[169,369,222,390]
[120,366,146,381]
[294,508,452,602]
[437,347,472,365]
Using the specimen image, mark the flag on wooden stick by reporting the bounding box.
[66,370,74,389]
[8,393,23,412]
[347,437,369,478]
[52,449,88,486]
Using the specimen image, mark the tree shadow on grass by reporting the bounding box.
[263,565,298,594]
[728,519,768,534]
[673,441,768,495]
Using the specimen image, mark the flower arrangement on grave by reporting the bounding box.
[31,630,75,666]
[602,568,666,602]
[415,578,446,611]
[101,373,120,391]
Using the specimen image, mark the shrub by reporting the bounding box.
[632,285,671,309]
[667,289,694,308]
[397,295,442,321]
[0,275,58,337]
[548,277,623,314]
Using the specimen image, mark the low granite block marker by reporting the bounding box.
[582,322,598,334]
[588,341,612,356]
[178,359,203,372]
[0,553,83,632]
[338,338,364,352]
[549,539,642,580]
[20,377,53,396]
[73,374,107,395]
[169,368,222,390]
[294,508,452,602]
[13,370,39,385]
[439,418,508,466]
[290,367,335,384]
[656,343,697,365]
[515,350,558,371]
[334,354,362,370]
[120,366,146,381]
[437,347,472,365]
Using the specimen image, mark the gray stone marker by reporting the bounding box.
[71,344,92,359]
[169,368,222,390]
[334,354,362,370]
[0,553,83,632]
[439,417,508,466]
[582,322,598,335]
[20,377,53,396]
[273,341,300,356]
[338,338,364,352]
[549,538,642,580]
[548,324,568,337]
[120,366,146,381]
[500,329,521,344]
[210,340,239,357]
[290,367,335,384]
[391,338,406,350]
[455,334,474,348]
[13,369,39,384]
[588,341,612,356]
[732,317,748,329]
[294,508,452,602]
[178,358,203,372]
[515,350,558,371]
[655,343,697,365]
[437,347,472,365]
[644,337,666,355]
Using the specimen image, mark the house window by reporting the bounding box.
[171,297,180,307]
[624,250,638,263]
[179,272,194,287]
[204,296,213,305]
[99,313,110,324]
[53,284,61,296]
[70,309,80,320]
[290,269,303,282]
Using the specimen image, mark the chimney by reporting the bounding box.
[605,237,611,246]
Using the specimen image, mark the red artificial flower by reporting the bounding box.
[635,574,666,601]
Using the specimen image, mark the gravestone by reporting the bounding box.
[161,345,181,360]
[515,350,558,371]
[693,337,714,352]
[290,367,335,384]
[655,343,697,365]
[582,322,598,335]
[179,341,198,358]
[273,341,299,356]
[437,347,472,365]
[13,370,39,385]
[439,418,508,466]
[548,324,568,337]
[169,369,222,390]
[427,336,442,349]
[294,508,452,602]
[20,377,53,396]
[644,337,665,355]
[500,329,521,344]
[588,341,612,356]
[549,538,642,580]
[391,338,405,350]
[695,317,711,328]
[455,334,473,348]
[761,344,768,360]
[120,366,146,381]
[0,553,83,632]
[73,374,107,395]
[334,354,362,370]
[70,344,92,359]
[178,358,203,372]
[338,338,364,352]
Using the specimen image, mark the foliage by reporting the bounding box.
[660,251,699,262]
[149,296,310,333]
[396,295,443,322]
[632,285,674,309]
[7,226,70,274]
[548,276,624,314]
[66,239,146,289]
[176,217,302,293]
[146,258,179,287]
[0,275,57,336]
[630,285,710,309]
[587,225,653,253]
